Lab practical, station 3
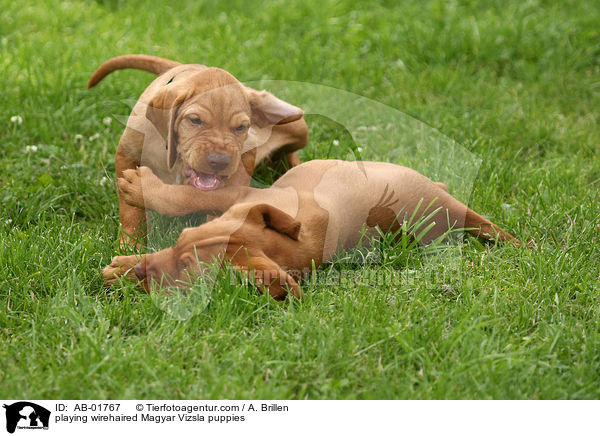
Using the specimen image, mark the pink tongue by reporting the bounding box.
[191,171,221,190]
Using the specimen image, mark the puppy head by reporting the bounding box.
[145,68,304,190]
[134,203,303,299]
[134,234,229,292]
[229,203,304,299]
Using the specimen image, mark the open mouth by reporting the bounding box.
[185,166,223,190]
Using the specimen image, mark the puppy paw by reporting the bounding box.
[117,166,164,209]
[118,168,145,209]
[103,255,142,285]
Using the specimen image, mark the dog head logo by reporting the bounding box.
[3,402,50,433]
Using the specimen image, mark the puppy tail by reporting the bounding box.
[87,54,181,89]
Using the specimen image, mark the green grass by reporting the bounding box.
[1,0,599,399]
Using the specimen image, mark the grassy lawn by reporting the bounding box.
[1,0,599,399]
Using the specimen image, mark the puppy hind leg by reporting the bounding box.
[263,118,309,172]
[277,117,309,154]
[434,182,448,192]
[463,208,520,246]
[424,190,520,246]
[285,151,302,168]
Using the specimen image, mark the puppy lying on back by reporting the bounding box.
[88,54,308,248]
[104,159,520,299]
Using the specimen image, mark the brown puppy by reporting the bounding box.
[88,54,308,248]
[104,159,520,298]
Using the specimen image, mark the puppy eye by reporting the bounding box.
[190,118,203,126]
[235,124,247,132]
[176,258,189,269]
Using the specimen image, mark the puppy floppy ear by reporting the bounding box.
[232,252,303,300]
[246,88,304,128]
[246,203,301,240]
[145,84,192,170]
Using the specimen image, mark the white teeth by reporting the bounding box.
[189,171,221,190]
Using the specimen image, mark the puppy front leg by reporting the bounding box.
[118,166,252,216]
[116,151,147,250]
[103,254,145,285]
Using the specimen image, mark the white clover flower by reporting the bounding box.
[74,134,84,142]
[100,176,109,186]
[357,146,363,152]
[10,115,23,125]
[5,219,12,224]
[102,117,112,126]
[394,58,406,69]
[332,139,340,146]
[25,145,38,152]
[89,133,100,141]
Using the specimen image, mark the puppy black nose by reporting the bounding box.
[206,153,231,171]
[134,262,146,280]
